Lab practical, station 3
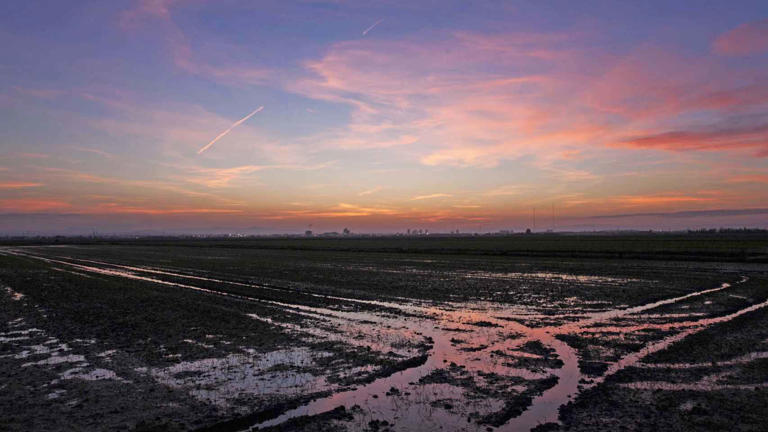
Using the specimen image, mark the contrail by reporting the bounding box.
[362,19,384,36]
[198,106,264,154]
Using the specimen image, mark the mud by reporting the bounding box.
[1,244,767,431]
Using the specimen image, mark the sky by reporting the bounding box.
[2,0,768,235]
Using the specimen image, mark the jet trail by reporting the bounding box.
[198,106,264,154]
[362,19,384,36]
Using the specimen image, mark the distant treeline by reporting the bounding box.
[2,231,768,263]
[687,228,768,233]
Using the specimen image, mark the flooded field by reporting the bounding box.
[1,240,768,431]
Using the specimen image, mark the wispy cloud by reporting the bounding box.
[594,208,768,219]
[292,30,768,172]
[171,39,273,85]
[483,185,526,197]
[38,167,242,206]
[181,162,333,188]
[619,195,715,205]
[198,107,264,154]
[119,0,178,29]
[184,165,266,188]
[358,186,385,196]
[727,175,768,183]
[0,182,44,189]
[8,3,768,228]
[88,204,243,215]
[616,123,768,157]
[262,202,398,219]
[410,193,452,201]
[290,31,605,168]
[71,146,114,158]
[0,198,70,212]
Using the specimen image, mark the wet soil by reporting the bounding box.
[2,242,768,431]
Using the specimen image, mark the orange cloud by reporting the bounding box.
[0,199,71,212]
[713,19,768,56]
[558,150,584,160]
[483,185,527,197]
[358,186,385,196]
[262,202,399,219]
[88,203,242,215]
[182,165,266,188]
[39,167,241,206]
[410,193,452,201]
[0,182,43,189]
[181,162,332,188]
[727,174,768,183]
[619,195,715,206]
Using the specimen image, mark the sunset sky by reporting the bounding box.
[2,0,768,234]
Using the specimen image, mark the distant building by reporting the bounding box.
[305,230,313,237]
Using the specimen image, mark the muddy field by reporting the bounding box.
[1,237,768,431]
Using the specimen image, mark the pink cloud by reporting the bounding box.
[291,31,768,167]
[617,123,768,156]
[713,19,768,56]
[290,32,605,166]
[0,199,71,213]
[585,48,768,123]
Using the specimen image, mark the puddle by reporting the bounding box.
[638,351,768,369]
[57,366,125,382]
